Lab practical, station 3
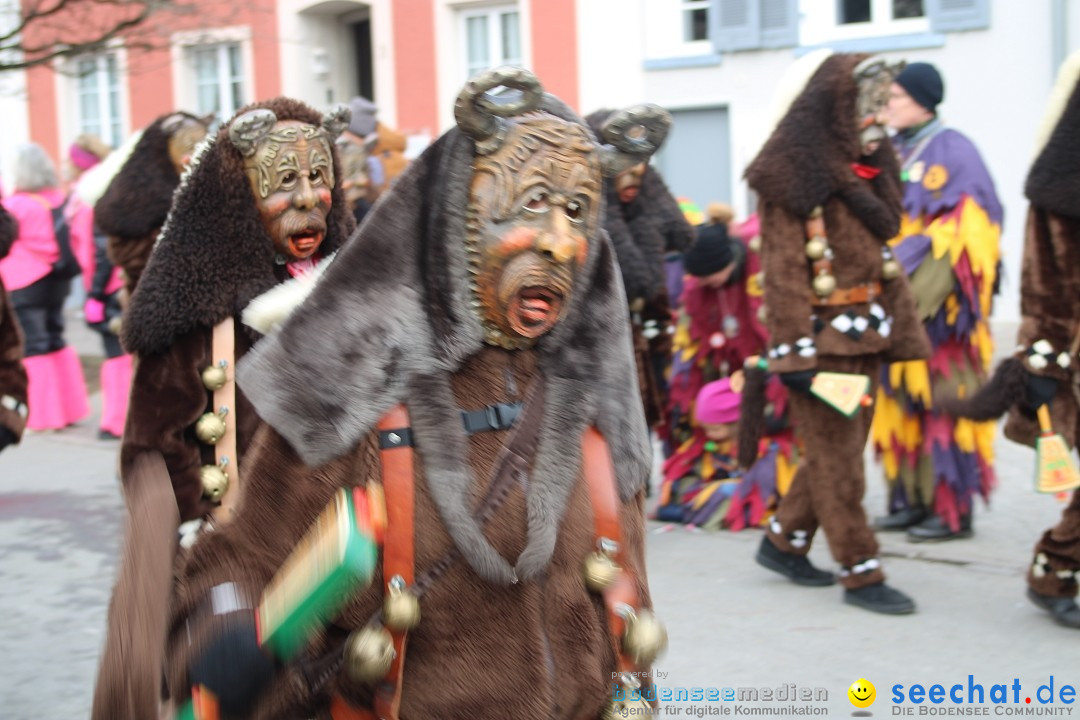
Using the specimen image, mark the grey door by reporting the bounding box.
[654,106,732,212]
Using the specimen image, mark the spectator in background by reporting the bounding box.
[0,143,89,431]
[67,136,132,440]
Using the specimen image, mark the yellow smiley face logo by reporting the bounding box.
[848,678,876,708]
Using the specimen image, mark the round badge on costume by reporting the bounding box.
[922,164,948,191]
[905,160,925,184]
[709,332,726,349]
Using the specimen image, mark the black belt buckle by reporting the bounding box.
[462,402,523,434]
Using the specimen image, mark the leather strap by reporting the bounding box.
[374,405,414,720]
[331,695,377,720]
[809,281,883,307]
[582,427,641,674]
[211,318,240,523]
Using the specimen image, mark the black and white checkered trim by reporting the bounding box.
[828,303,891,341]
[1,395,27,419]
[839,557,881,578]
[770,518,810,549]
[1031,553,1080,582]
[768,336,816,360]
[1023,340,1072,372]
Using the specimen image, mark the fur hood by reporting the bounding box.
[585,109,692,303]
[1026,49,1080,220]
[745,53,903,239]
[122,98,354,356]
[94,113,199,240]
[238,94,653,585]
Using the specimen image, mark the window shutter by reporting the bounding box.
[760,0,798,48]
[926,0,990,32]
[712,0,761,52]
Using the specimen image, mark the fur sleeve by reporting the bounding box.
[1016,207,1080,378]
[0,284,27,441]
[759,202,816,373]
[120,329,215,521]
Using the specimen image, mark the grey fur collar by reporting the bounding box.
[238,99,651,585]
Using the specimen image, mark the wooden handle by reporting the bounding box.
[1037,404,1053,434]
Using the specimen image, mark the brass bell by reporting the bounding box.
[343,625,395,684]
[812,272,837,298]
[621,608,668,667]
[882,258,902,280]
[200,464,229,502]
[748,234,762,253]
[383,579,421,631]
[195,411,227,445]
[583,551,620,593]
[805,236,827,260]
[201,363,228,392]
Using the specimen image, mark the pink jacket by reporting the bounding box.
[0,188,67,291]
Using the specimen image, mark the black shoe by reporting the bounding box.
[906,514,973,542]
[755,536,836,586]
[1026,588,1080,629]
[844,582,916,615]
[97,429,121,441]
[873,506,926,531]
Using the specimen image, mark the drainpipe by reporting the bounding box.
[1051,0,1067,73]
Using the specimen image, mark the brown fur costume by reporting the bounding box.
[586,109,693,428]
[91,98,354,720]
[159,92,656,717]
[96,112,208,294]
[745,53,930,589]
[1001,67,1080,600]
[0,203,28,444]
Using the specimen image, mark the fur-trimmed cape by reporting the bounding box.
[586,109,693,303]
[122,98,354,357]
[746,53,904,240]
[1026,51,1080,220]
[239,95,653,584]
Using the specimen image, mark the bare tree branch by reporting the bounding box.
[0,0,199,73]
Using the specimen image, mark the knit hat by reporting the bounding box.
[348,96,378,137]
[895,62,944,113]
[695,378,741,425]
[682,222,735,277]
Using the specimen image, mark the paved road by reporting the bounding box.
[1,322,1078,718]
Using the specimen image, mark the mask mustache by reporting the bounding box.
[280,209,328,237]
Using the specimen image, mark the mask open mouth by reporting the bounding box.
[287,230,324,258]
[509,285,564,337]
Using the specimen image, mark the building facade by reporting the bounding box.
[5,0,1080,319]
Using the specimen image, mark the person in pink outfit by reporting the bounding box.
[0,143,89,430]
[67,137,131,439]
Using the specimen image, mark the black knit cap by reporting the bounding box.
[683,222,735,277]
[895,62,944,113]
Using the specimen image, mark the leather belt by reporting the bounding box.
[810,281,882,307]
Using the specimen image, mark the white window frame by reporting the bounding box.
[645,0,715,60]
[800,0,929,45]
[681,0,712,43]
[171,26,254,127]
[54,43,130,160]
[458,3,522,84]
